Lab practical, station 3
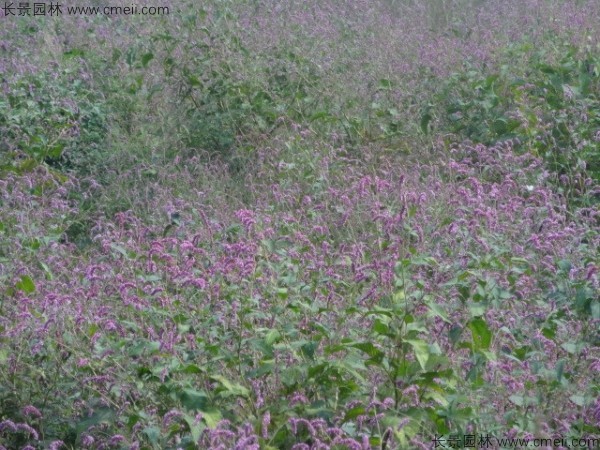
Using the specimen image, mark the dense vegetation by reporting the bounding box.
[0,1,598,449]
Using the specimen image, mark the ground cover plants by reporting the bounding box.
[0,0,599,449]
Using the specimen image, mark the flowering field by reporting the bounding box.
[0,1,599,449]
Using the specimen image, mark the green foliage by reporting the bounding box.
[550,259,600,322]
[0,65,107,175]
[148,20,325,170]
[434,40,600,207]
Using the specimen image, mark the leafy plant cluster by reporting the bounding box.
[432,39,600,208]
[0,62,107,176]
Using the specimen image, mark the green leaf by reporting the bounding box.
[301,341,318,360]
[187,74,202,87]
[405,339,429,370]
[110,243,128,258]
[592,301,600,320]
[39,261,53,280]
[378,79,393,90]
[76,407,115,433]
[372,317,391,336]
[142,426,160,444]
[468,318,491,350]
[180,364,203,374]
[425,390,449,407]
[126,48,136,67]
[142,168,158,177]
[246,360,274,378]
[561,342,583,355]
[200,408,223,429]
[310,111,334,122]
[183,413,206,442]
[0,349,8,364]
[555,359,565,382]
[63,48,85,58]
[16,275,35,294]
[88,324,99,338]
[347,342,385,360]
[480,350,496,362]
[343,406,366,422]
[141,52,154,68]
[419,103,434,135]
[557,259,572,272]
[179,388,209,411]
[458,284,470,301]
[468,303,486,318]
[111,48,122,63]
[264,329,281,345]
[509,395,524,406]
[47,143,64,159]
[129,340,160,357]
[448,325,462,345]
[210,375,250,398]
[569,395,586,407]
[426,301,450,323]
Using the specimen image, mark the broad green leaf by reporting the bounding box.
[480,350,496,362]
[425,390,449,407]
[180,364,203,374]
[468,318,491,350]
[468,303,486,317]
[64,48,85,58]
[265,329,281,345]
[393,289,406,303]
[509,395,524,406]
[16,275,35,294]
[342,406,366,422]
[448,325,462,345]
[183,413,205,442]
[555,359,565,382]
[129,340,160,357]
[378,79,393,90]
[179,388,209,411]
[142,426,160,444]
[561,342,582,354]
[346,342,385,360]
[39,261,53,280]
[88,324,99,338]
[300,341,318,359]
[201,408,223,429]
[405,339,429,370]
[110,243,128,258]
[310,111,334,122]
[557,259,572,272]
[76,407,115,433]
[592,301,600,320]
[426,301,450,323]
[420,112,432,135]
[141,52,154,67]
[187,75,202,87]
[210,375,250,398]
[372,317,391,336]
